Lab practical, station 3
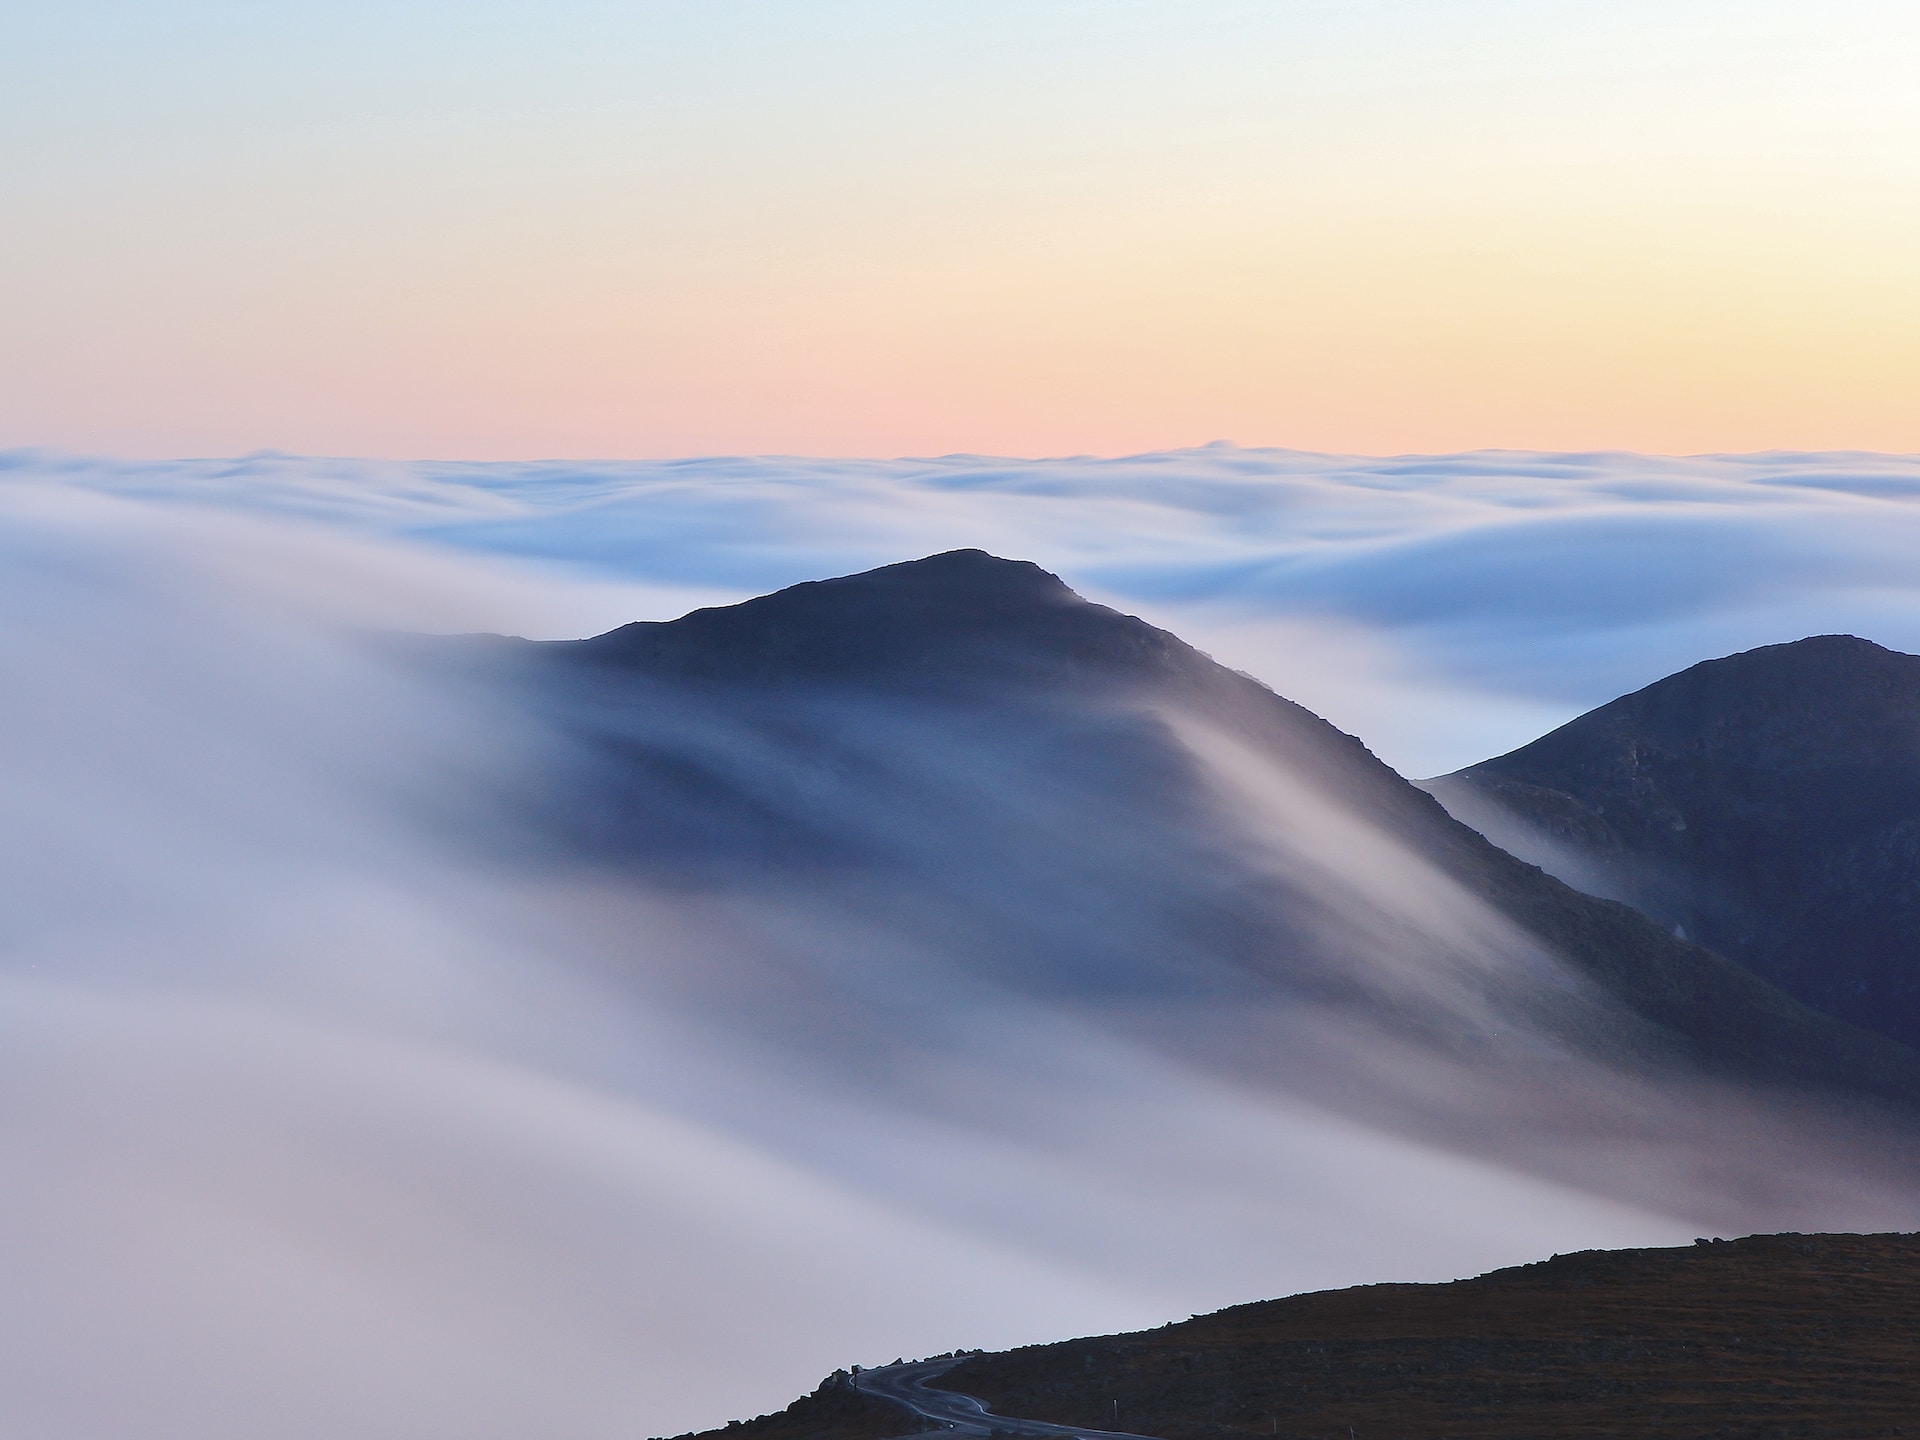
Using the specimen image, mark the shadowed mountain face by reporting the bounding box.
[449,553,1920,1235]
[1429,635,1920,1051]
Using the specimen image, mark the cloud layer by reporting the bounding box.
[6,450,1920,1437]
[13,444,1920,772]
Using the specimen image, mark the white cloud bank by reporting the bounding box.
[5,449,1920,1437]
[11,443,1920,773]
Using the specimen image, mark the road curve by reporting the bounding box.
[852,1359,1166,1440]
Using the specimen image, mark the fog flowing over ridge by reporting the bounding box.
[7,475,1920,1437]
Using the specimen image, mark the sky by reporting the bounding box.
[6,0,1920,458]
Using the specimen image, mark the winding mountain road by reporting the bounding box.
[852,1359,1165,1440]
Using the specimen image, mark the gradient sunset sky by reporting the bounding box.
[7,0,1917,459]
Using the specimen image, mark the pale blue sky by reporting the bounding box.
[6,1,1917,456]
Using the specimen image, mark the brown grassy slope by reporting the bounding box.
[654,1372,923,1440]
[942,1233,1920,1440]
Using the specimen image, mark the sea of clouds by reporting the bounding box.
[11,442,1920,774]
[7,444,1920,1439]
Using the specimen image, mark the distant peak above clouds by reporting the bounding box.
[598,548,1082,646]
[561,549,1211,695]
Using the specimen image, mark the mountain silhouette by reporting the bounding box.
[1431,634,1920,1050]
[510,560,1920,1098]
[449,556,1920,1225]
[567,548,1195,690]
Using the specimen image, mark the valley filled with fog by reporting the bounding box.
[8,448,1920,1439]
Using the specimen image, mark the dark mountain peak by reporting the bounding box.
[1468,633,1920,783]
[738,548,1085,630]
[1713,632,1890,661]
[1644,630,1912,698]
[1438,633,1920,1049]
[561,550,1202,691]
[815,547,1075,601]
[1757,632,1894,658]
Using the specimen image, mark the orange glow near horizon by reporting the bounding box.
[5,2,1918,460]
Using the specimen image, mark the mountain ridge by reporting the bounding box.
[503,555,1920,1108]
[564,549,1214,694]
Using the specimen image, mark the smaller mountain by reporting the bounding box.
[1428,635,1920,1049]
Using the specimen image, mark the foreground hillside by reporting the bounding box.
[664,1233,1920,1440]
[656,1373,919,1440]
[937,1232,1920,1439]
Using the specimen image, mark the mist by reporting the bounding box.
[6,480,1920,1439]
